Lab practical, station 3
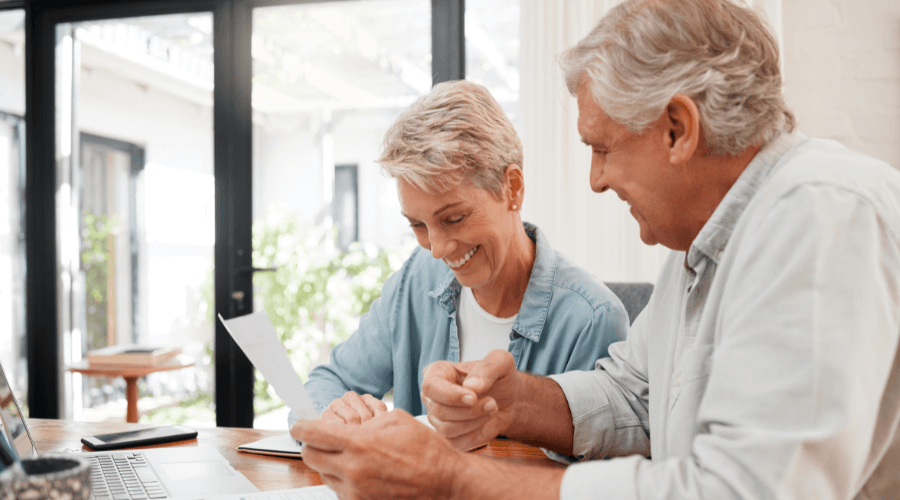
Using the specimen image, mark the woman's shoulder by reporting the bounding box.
[546,250,623,313]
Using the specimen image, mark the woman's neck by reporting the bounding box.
[471,223,536,318]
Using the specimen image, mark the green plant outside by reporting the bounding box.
[146,212,410,423]
[81,212,117,352]
[249,212,409,414]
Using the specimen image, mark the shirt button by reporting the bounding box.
[676,375,681,386]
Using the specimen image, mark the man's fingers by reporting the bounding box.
[446,415,508,451]
[461,349,515,393]
[421,365,479,407]
[427,396,498,423]
[428,410,495,440]
[293,420,351,453]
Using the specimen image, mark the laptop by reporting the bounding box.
[0,358,260,500]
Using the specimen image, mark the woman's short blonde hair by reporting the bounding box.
[559,0,795,155]
[377,80,522,196]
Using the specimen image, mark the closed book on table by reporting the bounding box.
[86,345,181,367]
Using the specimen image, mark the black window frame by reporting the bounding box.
[17,0,463,426]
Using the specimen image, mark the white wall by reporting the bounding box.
[782,0,900,167]
[78,65,214,174]
[331,111,413,250]
[0,36,24,116]
[253,108,413,251]
[253,115,324,223]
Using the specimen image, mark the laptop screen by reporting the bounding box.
[0,359,38,459]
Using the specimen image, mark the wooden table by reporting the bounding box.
[27,419,565,491]
[66,356,196,423]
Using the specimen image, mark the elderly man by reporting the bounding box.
[292,0,900,498]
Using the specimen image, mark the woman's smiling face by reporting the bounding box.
[398,177,518,291]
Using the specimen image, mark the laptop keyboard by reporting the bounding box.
[87,452,169,500]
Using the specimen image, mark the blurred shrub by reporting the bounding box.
[249,211,410,413]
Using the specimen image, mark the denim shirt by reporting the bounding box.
[550,132,900,499]
[301,222,629,418]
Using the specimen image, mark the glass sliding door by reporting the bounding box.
[55,14,216,424]
[465,0,521,129]
[249,0,429,427]
[0,8,26,414]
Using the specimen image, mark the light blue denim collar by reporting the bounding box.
[427,221,555,343]
[686,131,807,270]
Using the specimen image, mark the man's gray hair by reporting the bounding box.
[378,80,522,196]
[560,0,795,155]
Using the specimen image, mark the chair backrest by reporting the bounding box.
[605,282,654,325]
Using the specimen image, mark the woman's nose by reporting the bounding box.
[429,229,457,260]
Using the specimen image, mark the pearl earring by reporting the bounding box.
[512,205,517,211]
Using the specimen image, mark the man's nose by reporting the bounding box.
[590,163,609,193]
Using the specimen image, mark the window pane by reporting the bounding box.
[57,14,215,425]
[0,8,27,414]
[251,0,425,428]
[465,0,520,128]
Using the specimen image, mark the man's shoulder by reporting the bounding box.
[547,250,623,313]
[773,138,900,197]
[752,137,900,239]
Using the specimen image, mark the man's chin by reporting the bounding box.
[639,234,660,246]
[636,221,659,246]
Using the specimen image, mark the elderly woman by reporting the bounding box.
[301,80,628,424]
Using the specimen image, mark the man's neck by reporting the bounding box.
[674,144,762,251]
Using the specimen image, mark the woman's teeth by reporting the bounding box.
[446,246,479,268]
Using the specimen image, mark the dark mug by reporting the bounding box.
[0,456,91,500]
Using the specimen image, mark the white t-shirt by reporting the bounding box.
[457,286,517,362]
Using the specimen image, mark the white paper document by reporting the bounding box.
[237,434,303,458]
[205,485,337,500]
[218,312,319,421]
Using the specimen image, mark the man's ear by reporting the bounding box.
[665,94,701,165]
[504,164,525,208]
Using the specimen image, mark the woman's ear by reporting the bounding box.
[665,94,701,165]
[504,164,524,209]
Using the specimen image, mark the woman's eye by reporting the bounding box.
[409,222,425,229]
[446,216,464,225]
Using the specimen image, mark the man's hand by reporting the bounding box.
[292,410,466,500]
[320,391,388,424]
[421,350,521,451]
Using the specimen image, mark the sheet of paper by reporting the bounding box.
[218,312,318,421]
[237,434,303,457]
[205,485,337,500]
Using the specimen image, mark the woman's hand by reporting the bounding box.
[320,391,388,424]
